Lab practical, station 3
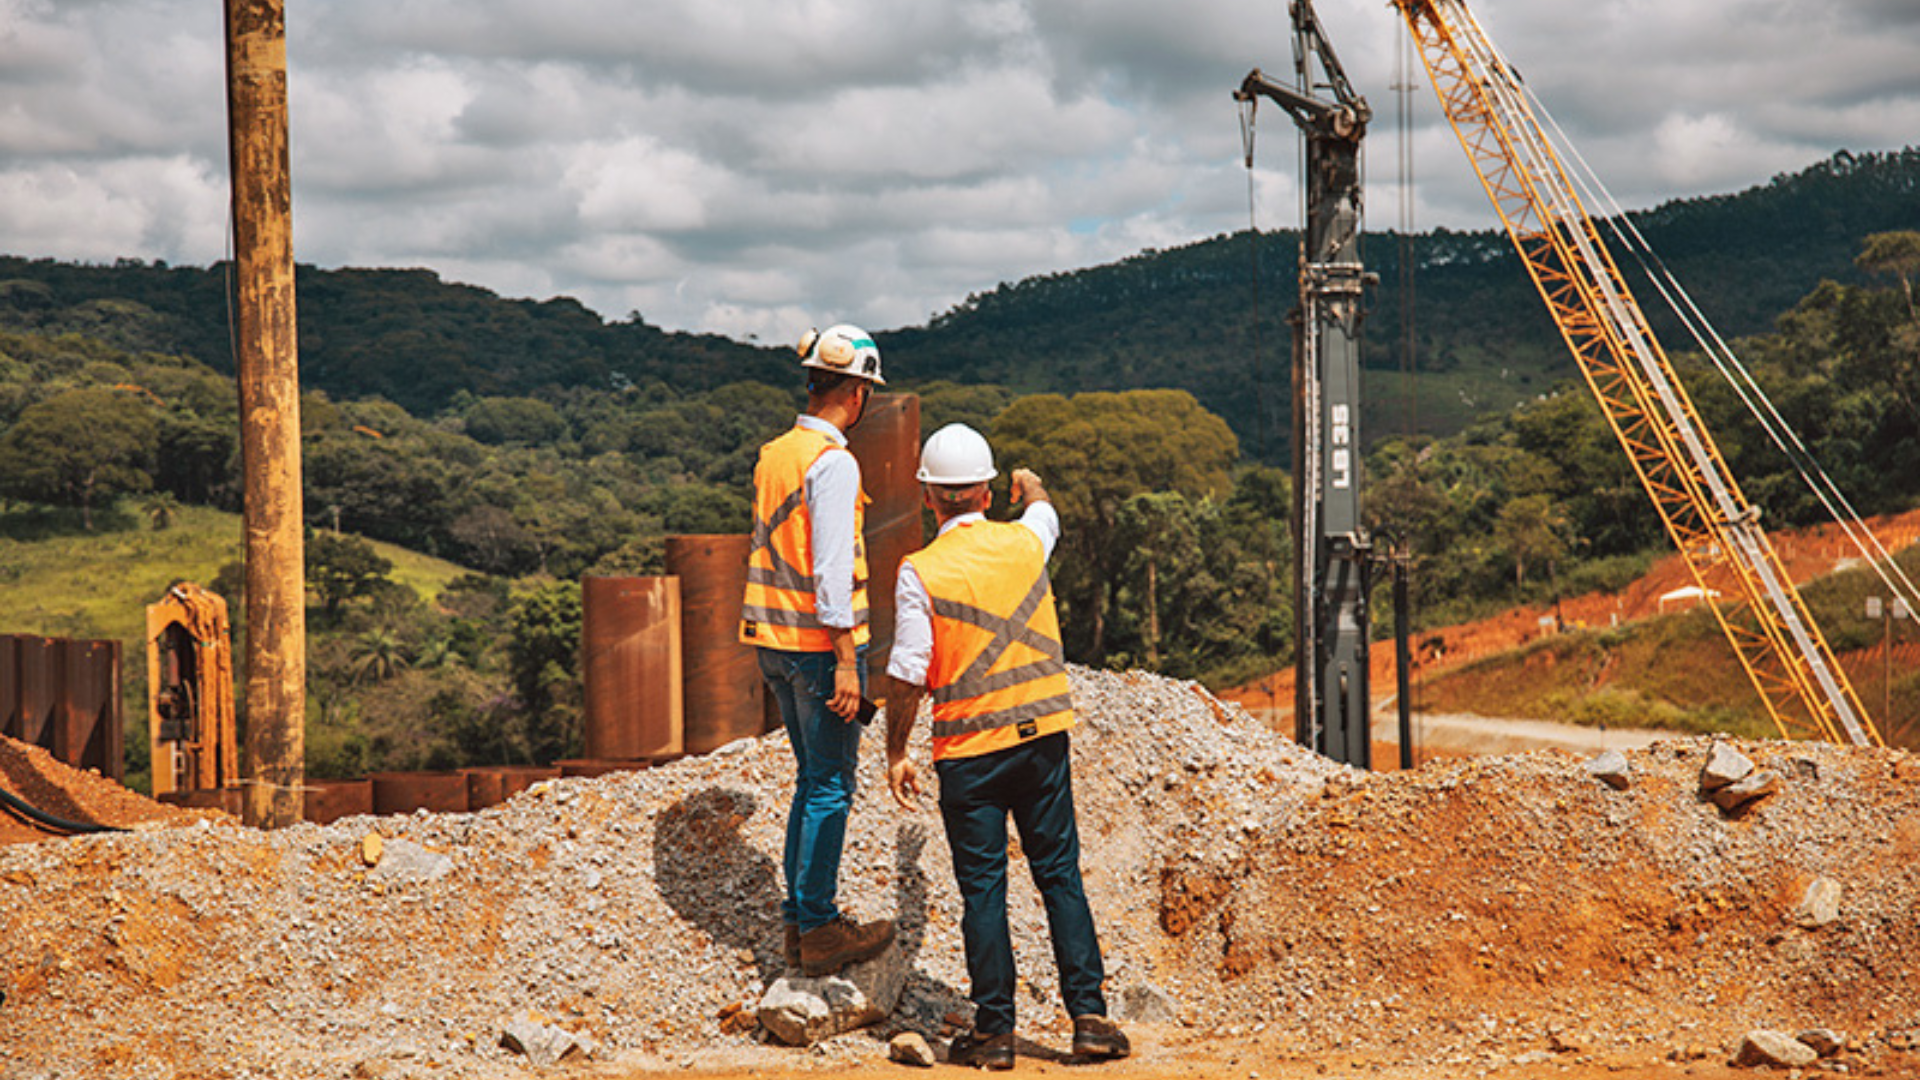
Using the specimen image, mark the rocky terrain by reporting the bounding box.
[3,667,1919,1079]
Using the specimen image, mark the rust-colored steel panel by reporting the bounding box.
[582,576,683,760]
[0,636,18,742]
[370,771,469,816]
[14,636,59,752]
[302,779,373,824]
[156,787,245,816]
[666,534,766,753]
[556,758,653,779]
[57,638,122,781]
[463,765,562,810]
[847,393,924,683]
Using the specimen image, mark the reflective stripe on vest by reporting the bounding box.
[908,520,1074,760]
[739,426,870,651]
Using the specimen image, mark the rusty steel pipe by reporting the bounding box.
[301,779,372,824]
[665,534,765,753]
[370,772,468,816]
[226,0,305,828]
[582,576,684,760]
[846,393,923,686]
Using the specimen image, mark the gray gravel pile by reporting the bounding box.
[0,667,1342,1079]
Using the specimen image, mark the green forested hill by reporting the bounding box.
[0,148,1913,462]
[2,150,1917,769]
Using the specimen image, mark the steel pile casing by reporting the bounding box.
[371,771,469,815]
[665,534,765,753]
[581,576,684,760]
[846,393,924,682]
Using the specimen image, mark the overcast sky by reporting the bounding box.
[3,0,1916,343]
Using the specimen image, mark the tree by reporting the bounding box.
[307,531,396,619]
[507,581,584,764]
[991,389,1238,663]
[1858,230,1920,320]
[0,386,157,529]
[141,491,180,531]
[348,626,412,684]
[1493,494,1573,591]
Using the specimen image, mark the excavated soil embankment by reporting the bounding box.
[3,668,1919,1079]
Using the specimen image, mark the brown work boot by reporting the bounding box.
[1071,1015,1130,1060]
[947,1029,1014,1070]
[783,922,800,970]
[797,915,895,976]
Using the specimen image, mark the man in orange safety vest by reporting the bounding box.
[740,323,896,978]
[883,423,1129,1070]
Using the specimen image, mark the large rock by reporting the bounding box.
[1792,877,1843,928]
[1733,1030,1818,1069]
[889,1032,936,1067]
[366,838,453,885]
[756,943,908,1046]
[1701,743,1755,791]
[500,1012,595,1067]
[1710,769,1782,813]
[1111,981,1179,1024]
[1585,750,1633,791]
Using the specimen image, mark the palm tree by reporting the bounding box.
[348,628,412,685]
[142,491,180,531]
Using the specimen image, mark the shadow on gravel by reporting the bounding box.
[654,787,786,983]
[885,818,972,1039]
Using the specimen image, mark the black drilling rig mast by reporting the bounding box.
[1236,0,1376,767]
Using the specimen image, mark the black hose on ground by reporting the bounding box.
[0,786,127,835]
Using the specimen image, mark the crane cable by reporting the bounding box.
[1501,73,1920,622]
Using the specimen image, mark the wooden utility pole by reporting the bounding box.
[225,0,305,827]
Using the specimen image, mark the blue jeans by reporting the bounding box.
[758,646,867,932]
[936,731,1106,1035]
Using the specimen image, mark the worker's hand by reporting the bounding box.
[887,754,923,811]
[1010,468,1042,505]
[829,664,862,722]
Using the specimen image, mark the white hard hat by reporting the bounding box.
[917,423,997,484]
[796,323,885,385]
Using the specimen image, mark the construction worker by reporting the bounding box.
[740,323,896,978]
[883,424,1129,1070]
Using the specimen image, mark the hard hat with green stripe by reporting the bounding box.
[796,323,885,385]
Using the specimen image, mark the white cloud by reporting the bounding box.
[0,0,1914,339]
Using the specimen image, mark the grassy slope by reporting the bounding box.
[1414,548,1920,744]
[0,503,470,646]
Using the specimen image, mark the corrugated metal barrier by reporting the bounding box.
[0,634,123,781]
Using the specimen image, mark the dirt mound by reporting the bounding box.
[1159,739,1920,1068]
[0,736,211,844]
[2,671,1918,1078]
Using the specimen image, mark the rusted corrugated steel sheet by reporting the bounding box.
[0,633,123,780]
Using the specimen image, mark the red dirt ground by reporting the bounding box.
[1220,507,1920,730]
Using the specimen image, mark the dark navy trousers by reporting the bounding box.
[935,730,1107,1035]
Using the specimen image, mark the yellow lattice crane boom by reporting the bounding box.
[1391,0,1882,747]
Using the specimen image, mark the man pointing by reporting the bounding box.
[883,423,1128,1070]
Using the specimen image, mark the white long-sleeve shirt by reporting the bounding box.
[794,414,861,630]
[886,502,1061,687]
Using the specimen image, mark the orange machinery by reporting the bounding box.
[146,582,238,796]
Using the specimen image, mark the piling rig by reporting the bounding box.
[1236,0,1377,767]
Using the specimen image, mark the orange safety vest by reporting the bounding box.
[739,424,871,652]
[905,519,1074,761]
